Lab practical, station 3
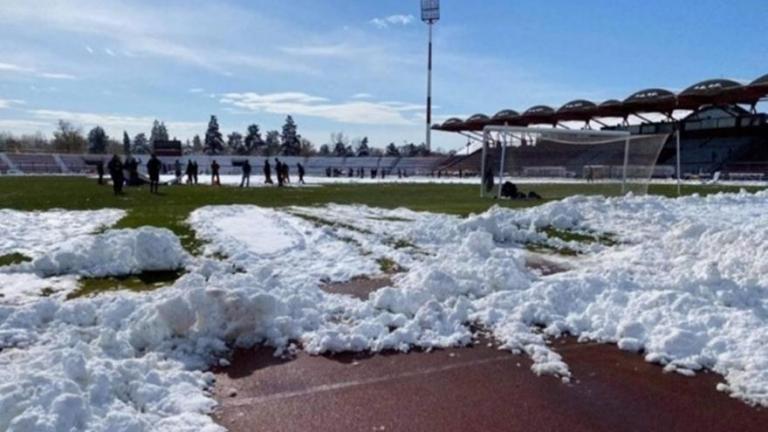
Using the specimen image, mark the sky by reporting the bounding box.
[0,0,766,152]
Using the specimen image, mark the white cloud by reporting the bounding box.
[0,61,76,80]
[85,45,94,54]
[370,14,415,29]
[352,93,373,99]
[0,98,25,109]
[219,92,418,126]
[28,109,205,138]
[104,48,116,57]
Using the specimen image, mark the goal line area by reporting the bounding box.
[478,126,670,197]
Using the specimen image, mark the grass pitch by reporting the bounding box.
[0,176,761,254]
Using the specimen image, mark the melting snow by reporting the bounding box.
[2,192,768,430]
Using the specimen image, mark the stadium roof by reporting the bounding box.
[433,73,768,132]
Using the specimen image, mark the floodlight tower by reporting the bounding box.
[421,0,439,153]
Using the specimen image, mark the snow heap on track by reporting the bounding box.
[2,192,768,431]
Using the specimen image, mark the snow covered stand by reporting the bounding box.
[479,126,670,197]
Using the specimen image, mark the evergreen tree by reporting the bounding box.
[227,131,244,154]
[244,124,263,155]
[280,115,300,155]
[356,136,370,157]
[192,135,203,153]
[204,115,224,155]
[385,142,400,156]
[122,131,131,155]
[264,130,281,156]
[87,126,109,154]
[318,144,331,156]
[132,133,150,154]
[149,120,169,148]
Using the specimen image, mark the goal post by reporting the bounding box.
[479,125,669,198]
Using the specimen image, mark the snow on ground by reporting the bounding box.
[159,174,768,188]
[0,209,125,258]
[2,192,768,430]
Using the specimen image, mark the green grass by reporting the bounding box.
[0,177,762,256]
[68,270,183,299]
[0,252,32,267]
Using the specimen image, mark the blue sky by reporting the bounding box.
[0,0,766,151]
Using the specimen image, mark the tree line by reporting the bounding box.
[0,115,448,157]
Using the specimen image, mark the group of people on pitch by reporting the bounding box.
[99,154,307,195]
[240,158,305,188]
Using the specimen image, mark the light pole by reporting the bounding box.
[421,0,439,153]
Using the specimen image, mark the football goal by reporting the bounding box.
[478,126,670,197]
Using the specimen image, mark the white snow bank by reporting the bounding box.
[3,192,768,430]
[21,227,187,278]
[0,209,124,258]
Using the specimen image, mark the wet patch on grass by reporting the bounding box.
[367,216,413,222]
[541,226,618,246]
[288,211,372,235]
[67,270,183,299]
[0,252,32,267]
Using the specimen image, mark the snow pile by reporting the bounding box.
[0,209,125,258]
[3,193,768,430]
[23,227,187,278]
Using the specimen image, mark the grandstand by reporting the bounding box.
[434,74,768,180]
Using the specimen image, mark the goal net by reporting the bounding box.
[475,126,669,197]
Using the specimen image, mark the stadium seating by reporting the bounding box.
[5,153,61,174]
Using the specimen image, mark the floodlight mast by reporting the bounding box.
[421,0,440,153]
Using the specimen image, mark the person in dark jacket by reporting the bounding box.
[275,158,284,187]
[107,155,124,195]
[96,160,105,185]
[147,153,161,194]
[211,160,220,185]
[192,161,199,184]
[297,163,305,185]
[240,159,251,188]
[174,160,182,183]
[264,160,273,184]
[185,160,194,184]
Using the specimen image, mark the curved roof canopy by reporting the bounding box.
[432,73,768,133]
[521,105,556,124]
[435,117,465,132]
[557,100,597,121]
[623,88,676,111]
[678,79,746,109]
[490,109,521,125]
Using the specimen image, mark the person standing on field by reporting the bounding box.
[240,159,251,188]
[264,160,273,184]
[107,154,124,195]
[211,160,220,186]
[275,158,284,187]
[96,160,105,185]
[147,153,161,194]
[297,163,305,185]
[192,161,199,184]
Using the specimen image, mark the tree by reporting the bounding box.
[192,135,203,153]
[264,130,281,156]
[87,126,109,154]
[280,115,301,155]
[331,132,348,156]
[299,137,315,156]
[227,131,244,154]
[356,136,370,157]
[244,124,263,155]
[132,133,150,154]
[385,142,400,156]
[52,120,86,153]
[318,144,331,156]
[149,120,169,148]
[122,131,131,155]
[204,115,224,155]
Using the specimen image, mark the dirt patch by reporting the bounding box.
[321,276,392,300]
